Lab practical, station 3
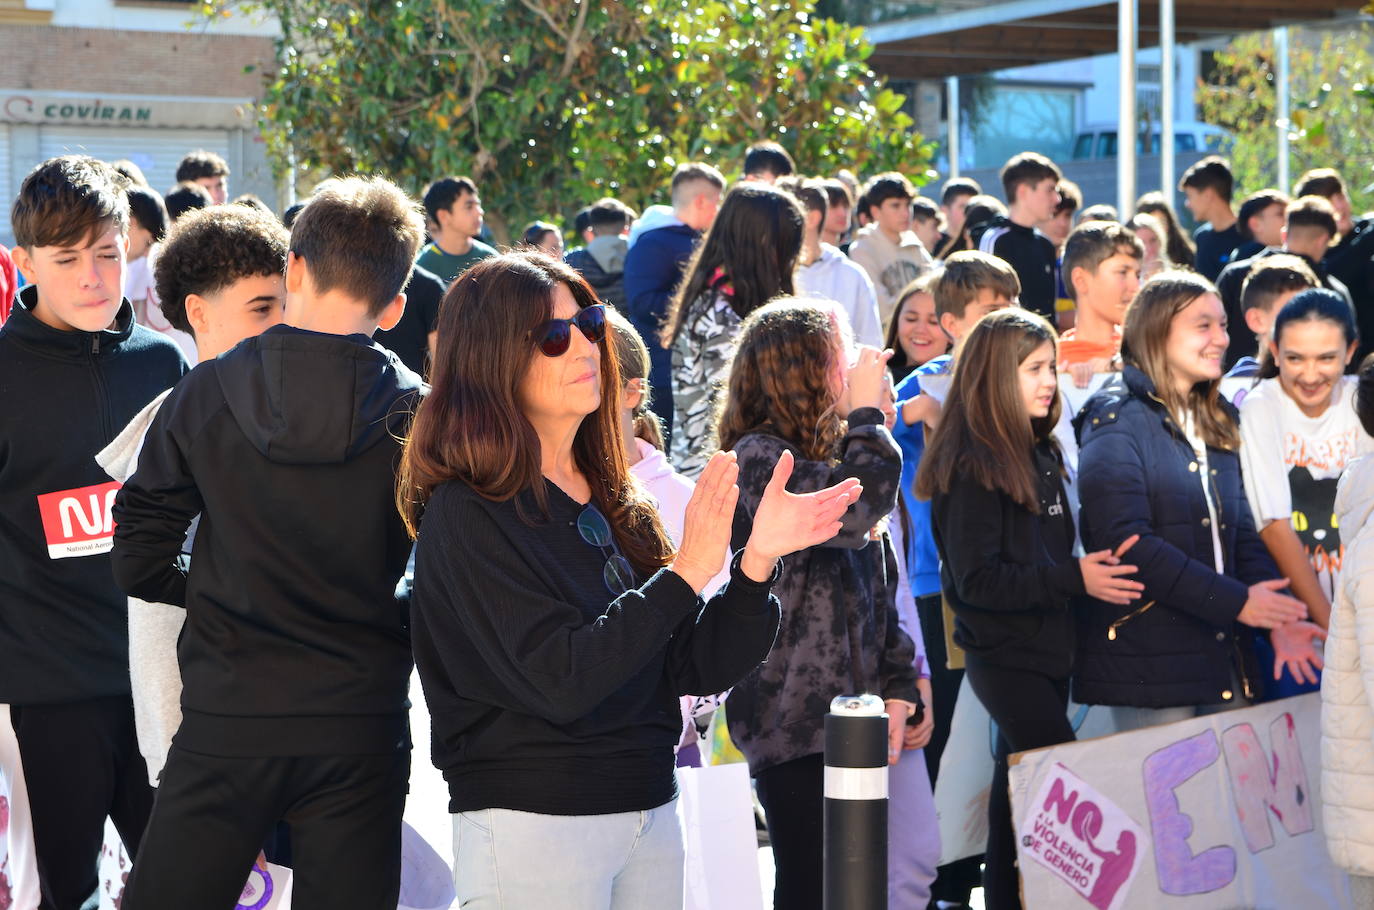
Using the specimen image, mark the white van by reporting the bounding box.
[1072,122,1232,160]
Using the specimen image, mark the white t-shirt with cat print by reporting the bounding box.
[1239,376,1374,600]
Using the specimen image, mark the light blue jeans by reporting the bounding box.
[452,800,684,909]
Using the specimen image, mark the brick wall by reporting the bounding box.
[0,24,274,97]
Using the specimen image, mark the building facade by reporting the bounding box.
[0,0,279,244]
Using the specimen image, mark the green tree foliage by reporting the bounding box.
[1197,25,1373,213]
[212,0,930,242]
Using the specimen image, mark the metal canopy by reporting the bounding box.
[867,0,1367,79]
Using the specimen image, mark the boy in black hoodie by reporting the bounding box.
[978,152,1061,323]
[111,176,426,908]
[0,156,187,909]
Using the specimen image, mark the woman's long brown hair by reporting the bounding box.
[396,251,673,574]
[916,308,1061,512]
[1120,271,1240,451]
[712,299,846,462]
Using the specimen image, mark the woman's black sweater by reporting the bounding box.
[930,441,1085,679]
[410,478,781,816]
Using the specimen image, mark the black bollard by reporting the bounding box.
[823,694,889,910]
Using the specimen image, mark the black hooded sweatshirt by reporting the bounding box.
[111,325,424,756]
[0,286,187,704]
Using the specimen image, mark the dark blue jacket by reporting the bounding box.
[1073,367,1275,708]
[623,223,699,434]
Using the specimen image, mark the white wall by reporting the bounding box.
[31,0,277,36]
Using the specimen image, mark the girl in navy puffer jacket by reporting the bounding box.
[1075,272,1324,730]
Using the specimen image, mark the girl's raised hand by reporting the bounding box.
[671,451,740,593]
[1238,579,1308,629]
[739,450,860,580]
[847,346,895,413]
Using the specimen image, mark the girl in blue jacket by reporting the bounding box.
[1075,272,1322,730]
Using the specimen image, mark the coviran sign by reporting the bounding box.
[5,96,152,123]
[0,92,253,130]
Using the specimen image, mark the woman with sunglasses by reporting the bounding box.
[399,252,861,909]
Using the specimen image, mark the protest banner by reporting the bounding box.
[1009,693,1352,909]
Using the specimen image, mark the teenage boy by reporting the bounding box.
[417,175,496,284]
[978,151,1061,323]
[786,177,882,347]
[110,176,426,907]
[96,203,289,788]
[624,161,726,435]
[1041,179,1081,250]
[565,196,635,310]
[848,171,936,327]
[175,149,230,205]
[1216,195,1351,366]
[1225,255,1320,379]
[164,181,212,221]
[1295,168,1374,360]
[1047,179,1084,330]
[742,140,795,183]
[1233,189,1290,262]
[910,196,944,262]
[935,176,981,258]
[1179,155,1240,281]
[890,250,1020,910]
[1057,222,1143,386]
[820,178,854,248]
[0,155,187,909]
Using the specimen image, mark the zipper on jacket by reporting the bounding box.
[1232,636,1255,701]
[89,332,112,441]
[1107,600,1156,640]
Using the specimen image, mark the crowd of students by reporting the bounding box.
[0,139,1373,910]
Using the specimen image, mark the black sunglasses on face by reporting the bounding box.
[534,304,607,357]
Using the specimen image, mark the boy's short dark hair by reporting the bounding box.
[127,185,169,243]
[1055,179,1083,216]
[777,177,827,218]
[155,205,290,335]
[1240,254,1318,314]
[290,176,426,316]
[863,172,916,218]
[11,155,129,249]
[175,149,230,182]
[421,176,478,226]
[233,194,274,217]
[111,159,148,187]
[854,192,870,220]
[962,194,1008,234]
[1237,189,1289,240]
[931,250,1020,319]
[940,177,981,207]
[281,202,306,229]
[743,141,795,179]
[1294,168,1345,201]
[1356,353,1374,438]
[165,181,213,221]
[1000,152,1061,202]
[1078,204,1119,224]
[1062,222,1144,301]
[1179,155,1234,202]
[1286,195,1339,239]
[821,178,853,211]
[573,206,592,237]
[587,197,635,236]
[671,161,726,194]
[911,196,940,224]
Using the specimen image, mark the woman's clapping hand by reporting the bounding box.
[739,450,861,580]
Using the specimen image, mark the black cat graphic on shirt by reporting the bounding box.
[1289,465,1341,601]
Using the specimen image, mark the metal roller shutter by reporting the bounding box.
[38,126,232,197]
[0,125,11,246]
